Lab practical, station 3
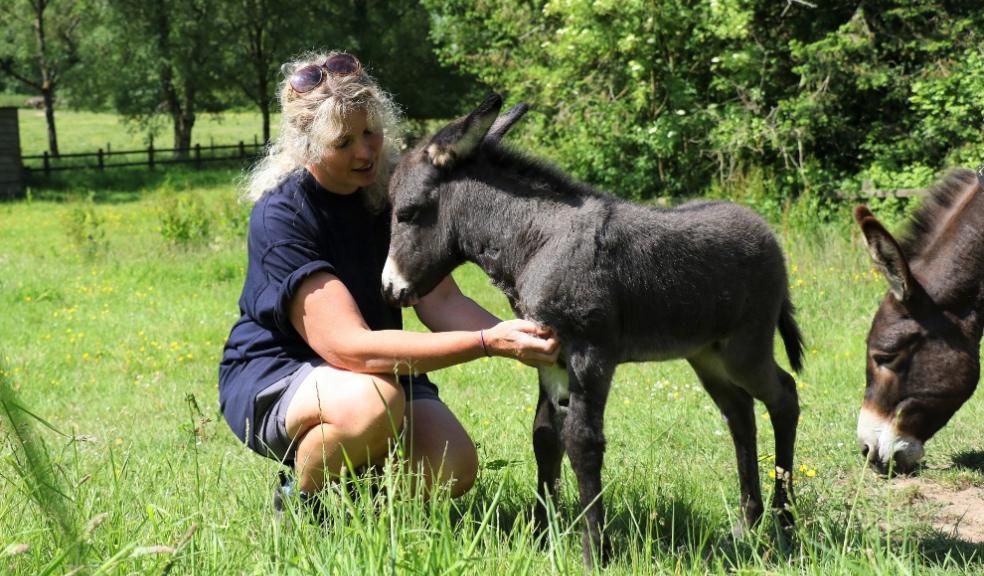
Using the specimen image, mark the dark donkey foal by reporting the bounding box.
[855,168,984,473]
[382,95,804,565]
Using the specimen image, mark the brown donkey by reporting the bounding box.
[855,168,984,473]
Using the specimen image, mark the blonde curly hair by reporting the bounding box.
[243,51,403,213]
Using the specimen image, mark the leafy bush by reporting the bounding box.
[157,191,212,249]
[61,196,108,260]
[425,1,984,202]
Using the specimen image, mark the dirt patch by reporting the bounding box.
[893,477,984,543]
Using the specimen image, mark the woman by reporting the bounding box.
[218,52,558,506]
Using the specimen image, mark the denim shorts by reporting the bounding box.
[252,362,440,465]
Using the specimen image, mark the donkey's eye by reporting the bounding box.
[872,351,898,366]
[396,205,421,224]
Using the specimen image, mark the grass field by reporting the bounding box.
[16,109,278,156]
[2,165,984,574]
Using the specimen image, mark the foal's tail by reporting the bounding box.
[778,296,805,373]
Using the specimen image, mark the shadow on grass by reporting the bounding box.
[917,532,984,566]
[13,165,247,204]
[456,476,984,570]
[456,477,758,568]
[952,450,984,474]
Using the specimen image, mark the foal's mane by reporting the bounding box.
[479,142,608,201]
[900,168,979,257]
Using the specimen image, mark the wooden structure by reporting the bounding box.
[0,107,24,199]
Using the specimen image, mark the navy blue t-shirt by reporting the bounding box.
[218,170,405,448]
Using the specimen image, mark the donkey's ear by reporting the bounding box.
[426,93,503,168]
[855,205,915,302]
[485,103,529,144]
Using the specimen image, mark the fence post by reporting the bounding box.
[148,136,155,170]
[239,140,245,159]
[97,148,104,171]
[43,151,50,177]
[194,143,201,169]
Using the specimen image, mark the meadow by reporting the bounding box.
[2,167,984,572]
[16,108,277,156]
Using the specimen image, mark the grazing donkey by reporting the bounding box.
[855,168,984,474]
[382,94,803,565]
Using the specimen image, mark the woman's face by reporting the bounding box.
[310,107,384,194]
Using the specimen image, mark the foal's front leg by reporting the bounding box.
[562,350,615,567]
[532,382,565,532]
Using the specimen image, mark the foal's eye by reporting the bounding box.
[396,205,420,224]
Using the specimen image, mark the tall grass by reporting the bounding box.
[1,173,983,573]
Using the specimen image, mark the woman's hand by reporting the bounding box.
[483,319,560,367]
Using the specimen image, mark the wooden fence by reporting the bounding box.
[835,180,929,199]
[20,137,265,177]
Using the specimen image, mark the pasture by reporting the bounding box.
[16,109,277,155]
[2,170,984,574]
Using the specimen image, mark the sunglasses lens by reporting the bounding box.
[325,54,360,75]
[289,65,324,93]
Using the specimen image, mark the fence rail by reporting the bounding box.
[21,138,266,176]
[834,180,930,200]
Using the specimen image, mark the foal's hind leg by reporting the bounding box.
[763,365,799,525]
[722,354,800,529]
[688,354,764,533]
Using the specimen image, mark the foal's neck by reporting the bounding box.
[449,166,588,290]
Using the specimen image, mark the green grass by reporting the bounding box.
[17,109,279,155]
[1,177,983,574]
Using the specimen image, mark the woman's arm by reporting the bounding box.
[290,272,558,375]
[414,275,560,368]
[413,275,499,332]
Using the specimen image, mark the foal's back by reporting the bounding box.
[535,196,790,362]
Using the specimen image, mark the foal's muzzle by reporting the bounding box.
[381,256,419,307]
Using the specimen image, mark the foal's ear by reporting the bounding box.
[855,205,916,302]
[485,103,530,144]
[426,93,503,168]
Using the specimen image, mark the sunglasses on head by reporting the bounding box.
[289,53,362,94]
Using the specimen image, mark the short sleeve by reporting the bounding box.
[262,240,335,335]
[246,192,336,337]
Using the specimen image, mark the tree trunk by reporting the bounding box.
[261,99,270,144]
[34,0,59,156]
[173,109,195,155]
[42,87,59,156]
[249,15,271,144]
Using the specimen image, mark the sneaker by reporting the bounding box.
[273,470,328,526]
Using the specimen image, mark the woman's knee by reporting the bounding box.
[286,368,406,448]
[407,399,479,496]
[445,441,479,497]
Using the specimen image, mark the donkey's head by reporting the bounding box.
[855,206,980,473]
[381,93,529,306]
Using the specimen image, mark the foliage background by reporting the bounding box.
[425,1,984,201]
[4,1,984,203]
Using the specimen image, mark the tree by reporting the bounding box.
[217,0,317,144]
[301,1,481,121]
[0,0,87,156]
[98,0,225,154]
